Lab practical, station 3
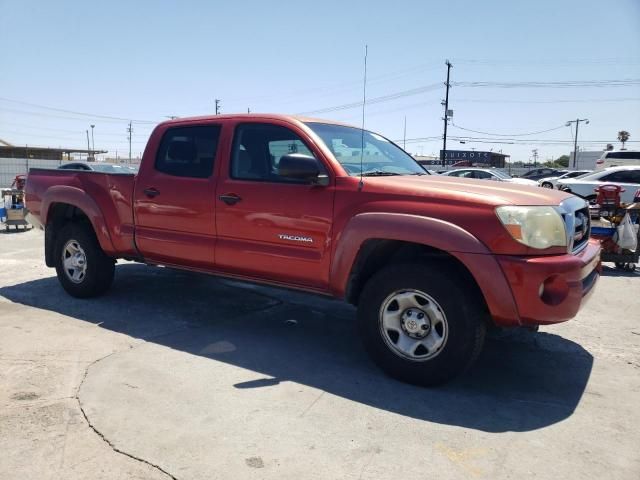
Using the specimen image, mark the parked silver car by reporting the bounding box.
[441,168,538,185]
[538,170,592,189]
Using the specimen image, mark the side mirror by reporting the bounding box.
[278,154,329,185]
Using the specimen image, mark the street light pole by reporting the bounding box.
[90,124,95,159]
[566,118,589,168]
[403,116,407,150]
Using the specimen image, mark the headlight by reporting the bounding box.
[496,206,567,249]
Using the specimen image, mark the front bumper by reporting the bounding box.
[496,239,601,325]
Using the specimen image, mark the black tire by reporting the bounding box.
[585,195,597,206]
[54,222,115,298]
[357,263,486,386]
[541,182,553,189]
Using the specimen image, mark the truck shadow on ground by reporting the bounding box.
[600,264,640,277]
[0,227,33,234]
[0,263,594,433]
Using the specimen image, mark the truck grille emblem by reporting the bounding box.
[574,212,588,242]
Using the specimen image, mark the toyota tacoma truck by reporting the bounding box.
[25,114,601,386]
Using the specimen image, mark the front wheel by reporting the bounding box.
[54,223,115,298]
[541,182,554,189]
[357,263,486,386]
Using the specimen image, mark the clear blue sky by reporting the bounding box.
[1,0,639,162]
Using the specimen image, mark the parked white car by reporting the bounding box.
[442,168,538,185]
[557,166,640,204]
[538,170,592,189]
[595,150,640,170]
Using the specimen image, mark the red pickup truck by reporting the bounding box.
[25,114,601,385]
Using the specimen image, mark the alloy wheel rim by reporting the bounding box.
[62,239,87,284]
[378,289,448,362]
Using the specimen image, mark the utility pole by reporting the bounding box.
[403,116,407,150]
[532,148,538,167]
[215,99,221,115]
[566,118,589,168]
[441,60,452,167]
[127,121,133,164]
[90,124,95,158]
[86,130,91,160]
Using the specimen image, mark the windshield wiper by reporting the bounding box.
[360,170,402,177]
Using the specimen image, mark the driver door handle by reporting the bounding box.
[143,187,160,198]
[219,193,242,205]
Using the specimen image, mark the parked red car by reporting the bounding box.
[25,114,601,385]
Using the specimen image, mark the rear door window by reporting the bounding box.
[155,125,221,178]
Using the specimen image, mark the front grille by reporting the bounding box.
[572,206,590,252]
[559,197,591,254]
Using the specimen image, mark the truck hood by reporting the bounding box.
[362,175,573,207]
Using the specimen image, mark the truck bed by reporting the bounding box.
[25,168,138,257]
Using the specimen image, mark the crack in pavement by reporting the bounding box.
[67,296,287,480]
[74,349,180,480]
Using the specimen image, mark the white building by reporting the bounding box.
[570,150,603,170]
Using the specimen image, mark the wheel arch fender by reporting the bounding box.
[331,212,489,294]
[330,212,521,326]
[42,186,116,262]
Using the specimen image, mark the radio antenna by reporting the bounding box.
[359,45,368,191]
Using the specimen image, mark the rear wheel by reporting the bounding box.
[357,263,486,386]
[54,223,115,298]
[541,182,553,189]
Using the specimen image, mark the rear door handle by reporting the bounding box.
[218,193,242,205]
[143,187,160,198]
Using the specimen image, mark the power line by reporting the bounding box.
[223,63,444,106]
[454,79,640,88]
[297,83,441,115]
[0,123,150,137]
[452,57,640,66]
[450,123,567,137]
[0,106,158,125]
[396,135,639,145]
[454,97,640,104]
[0,97,158,123]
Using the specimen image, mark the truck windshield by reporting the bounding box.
[305,122,426,176]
